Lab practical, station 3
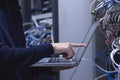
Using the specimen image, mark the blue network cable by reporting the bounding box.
[105,56,117,80]
[94,49,118,80]
[94,49,107,74]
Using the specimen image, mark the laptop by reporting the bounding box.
[31,22,98,67]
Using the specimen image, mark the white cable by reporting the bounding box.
[90,0,97,12]
[23,22,32,26]
[97,17,107,35]
[102,3,117,26]
[82,58,117,73]
[111,37,120,49]
[110,48,120,79]
[90,0,102,13]
[114,0,120,3]
[112,61,118,70]
[112,39,118,49]
[98,17,105,23]
[110,48,120,67]
[94,74,106,80]
[118,14,120,22]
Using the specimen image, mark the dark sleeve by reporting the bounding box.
[0,43,54,69]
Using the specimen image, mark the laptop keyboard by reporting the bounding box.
[48,55,74,63]
[31,55,77,67]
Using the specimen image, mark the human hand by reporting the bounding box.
[51,42,86,59]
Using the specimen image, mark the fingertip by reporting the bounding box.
[82,43,87,46]
[70,43,87,47]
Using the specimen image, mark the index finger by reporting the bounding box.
[70,43,86,47]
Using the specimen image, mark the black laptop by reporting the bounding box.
[31,22,98,67]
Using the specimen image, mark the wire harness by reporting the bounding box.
[90,0,120,80]
[110,48,120,79]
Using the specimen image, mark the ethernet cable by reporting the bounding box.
[94,49,109,74]
[112,61,118,70]
[94,74,106,80]
[90,0,102,13]
[82,58,117,74]
[105,53,117,80]
[114,0,120,3]
[110,48,120,67]
[110,48,120,79]
[111,37,120,49]
[90,0,117,20]
[82,58,118,80]
[90,0,105,20]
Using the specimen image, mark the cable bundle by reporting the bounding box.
[110,48,120,79]
[24,22,53,47]
[90,0,120,79]
[90,0,117,20]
